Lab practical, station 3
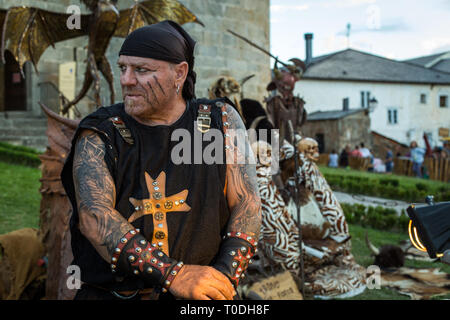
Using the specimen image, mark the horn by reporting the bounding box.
[365,232,380,256]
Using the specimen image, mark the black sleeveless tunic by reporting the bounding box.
[61,98,230,292]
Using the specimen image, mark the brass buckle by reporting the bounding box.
[197,115,211,133]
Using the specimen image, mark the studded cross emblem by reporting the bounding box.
[128,171,190,256]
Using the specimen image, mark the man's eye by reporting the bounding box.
[118,65,126,72]
[136,68,148,73]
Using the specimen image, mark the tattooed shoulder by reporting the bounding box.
[73,129,132,260]
[223,104,262,237]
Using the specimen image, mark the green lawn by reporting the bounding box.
[0,161,41,235]
[0,161,448,300]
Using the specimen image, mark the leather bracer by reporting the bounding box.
[110,229,184,293]
[213,232,257,288]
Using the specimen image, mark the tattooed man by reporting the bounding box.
[61,20,261,300]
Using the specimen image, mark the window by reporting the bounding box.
[420,93,427,104]
[361,91,370,108]
[388,108,398,124]
[439,95,448,108]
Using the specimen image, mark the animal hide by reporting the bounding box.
[381,267,450,300]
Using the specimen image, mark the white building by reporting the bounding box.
[295,36,450,148]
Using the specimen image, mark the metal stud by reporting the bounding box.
[225,145,231,150]
[114,248,121,254]
[237,267,242,272]
[249,259,253,264]
[154,186,160,191]
[241,247,247,252]
[111,264,116,269]
[111,257,117,263]
[179,199,185,204]
[246,255,251,259]
[152,181,158,186]
[158,242,163,247]
[177,262,184,267]
[241,274,245,279]
[222,111,228,116]
[139,239,146,245]
[161,288,167,293]
[151,243,157,247]
[171,270,177,276]
[151,258,157,264]
[247,236,252,241]
[165,280,171,286]
[128,255,135,263]
[135,206,141,211]
[135,247,142,253]
[138,259,143,264]
[130,230,136,235]
[158,262,164,268]
[236,232,241,236]
[134,269,139,275]
[224,122,230,127]
[146,267,153,274]
[229,251,236,256]
[232,262,238,268]
[158,252,164,257]
[174,201,179,206]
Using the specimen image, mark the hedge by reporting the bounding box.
[341,203,410,232]
[0,143,42,168]
[324,172,450,203]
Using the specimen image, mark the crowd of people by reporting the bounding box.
[327,139,450,178]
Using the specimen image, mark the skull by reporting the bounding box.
[251,141,272,167]
[297,137,320,162]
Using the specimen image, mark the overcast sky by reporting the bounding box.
[270,0,450,63]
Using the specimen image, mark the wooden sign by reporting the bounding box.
[247,271,303,300]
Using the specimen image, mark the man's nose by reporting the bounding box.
[120,67,137,86]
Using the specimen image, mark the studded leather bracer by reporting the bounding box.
[213,232,257,288]
[110,229,184,293]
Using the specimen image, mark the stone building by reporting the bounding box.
[300,107,371,155]
[0,0,270,150]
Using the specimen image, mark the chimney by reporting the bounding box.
[343,97,349,111]
[304,33,313,64]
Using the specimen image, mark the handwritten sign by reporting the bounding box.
[248,271,303,300]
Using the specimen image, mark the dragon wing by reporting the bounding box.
[1,6,91,75]
[114,0,203,38]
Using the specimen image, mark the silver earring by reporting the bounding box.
[176,84,180,95]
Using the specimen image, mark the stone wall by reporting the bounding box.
[0,0,271,117]
[301,110,371,154]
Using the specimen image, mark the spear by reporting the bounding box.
[227,29,290,68]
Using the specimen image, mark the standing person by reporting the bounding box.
[328,149,339,168]
[61,21,261,300]
[385,148,394,173]
[410,141,426,178]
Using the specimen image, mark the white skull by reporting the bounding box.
[297,138,320,162]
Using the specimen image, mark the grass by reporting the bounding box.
[0,161,41,235]
[0,161,448,300]
[343,223,450,300]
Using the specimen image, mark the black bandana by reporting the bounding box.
[119,20,197,99]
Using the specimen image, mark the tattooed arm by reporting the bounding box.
[224,104,262,238]
[72,129,134,262]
